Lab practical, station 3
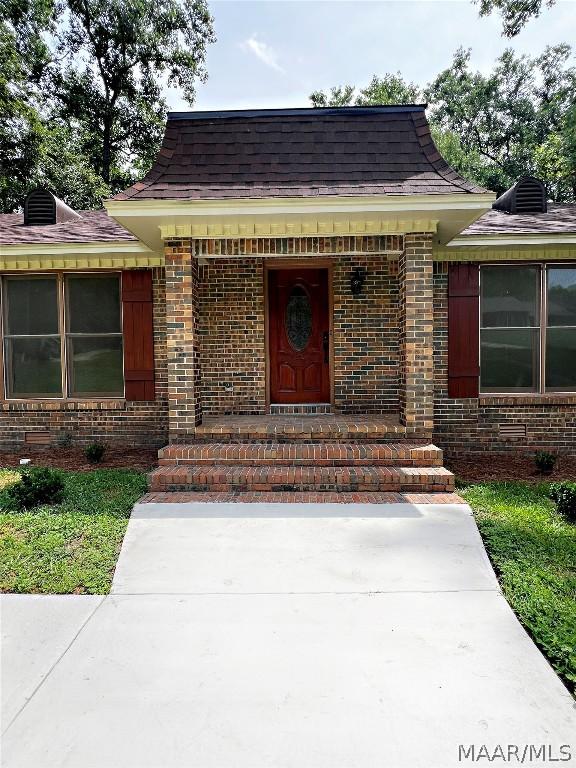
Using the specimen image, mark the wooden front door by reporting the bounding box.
[269,268,330,403]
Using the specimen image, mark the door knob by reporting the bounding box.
[322,331,329,364]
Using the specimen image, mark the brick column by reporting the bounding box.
[398,232,434,436]
[165,238,201,441]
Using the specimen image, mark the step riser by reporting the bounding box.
[159,456,443,467]
[159,444,443,467]
[151,481,454,493]
[150,469,454,494]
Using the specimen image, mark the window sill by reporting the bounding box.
[0,399,127,412]
[479,393,576,406]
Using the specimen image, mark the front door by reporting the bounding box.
[269,268,330,403]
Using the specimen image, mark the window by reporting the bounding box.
[480,265,576,393]
[546,267,576,390]
[2,274,123,399]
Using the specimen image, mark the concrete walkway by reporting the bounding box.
[2,502,576,767]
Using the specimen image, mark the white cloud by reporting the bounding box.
[241,35,285,74]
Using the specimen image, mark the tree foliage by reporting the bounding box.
[311,46,576,201]
[310,73,421,108]
[0,0,53,210]
[475,0,556,37]
[427,46,576,198]
[0,0,214,212]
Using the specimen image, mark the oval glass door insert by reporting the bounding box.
[285,285,312,351]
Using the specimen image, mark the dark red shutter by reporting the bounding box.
[122,270,155,401]
[448,263,480,398]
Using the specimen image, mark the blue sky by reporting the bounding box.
[165,0,576,112]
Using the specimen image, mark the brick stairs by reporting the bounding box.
[149,418,456,498]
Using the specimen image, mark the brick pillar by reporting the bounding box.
[398,232,434,436]
[165,238,201,441]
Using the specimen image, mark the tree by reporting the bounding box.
[310,85,355,108]
[0,0,215,212]
[426,46,576,198]
[54,0,215,188]
[0,0,53,210]
[310,73,421,108]
[475,0,556,38]
[356,74,421,106]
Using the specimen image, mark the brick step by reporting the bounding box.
[194,415,408,442]
[158,442,443,467]
[141,491,465,505]
[149,465,455,493]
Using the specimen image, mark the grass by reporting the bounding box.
[0,468,147,594]
[460,481,576,692]
[1,467,574,692]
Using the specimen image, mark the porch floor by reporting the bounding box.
[195,413,407,441]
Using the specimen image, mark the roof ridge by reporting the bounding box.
[167,105,428,121]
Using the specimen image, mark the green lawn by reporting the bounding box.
[461,482,576,692]
[0,469,147,594]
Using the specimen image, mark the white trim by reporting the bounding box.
[450,233,576,247]
[106,192,496,219]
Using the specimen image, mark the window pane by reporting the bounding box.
[68,336,123,395]
[67,276,121,333]
[5,337,62,397]
[547,268,576,327]
[4,277,59,335]
[480,328,539,391]
[481,267,540,327]
[546,328,576,389]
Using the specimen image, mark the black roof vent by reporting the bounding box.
[492,177,547,215]
[24,189,81,226]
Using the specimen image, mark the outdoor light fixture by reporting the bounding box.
[350,267,366,296]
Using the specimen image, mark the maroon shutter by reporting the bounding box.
[122,270,155,401]
[448,263,480,398]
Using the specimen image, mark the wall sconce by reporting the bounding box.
[350,267,366,296]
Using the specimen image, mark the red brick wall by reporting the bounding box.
[333,255,400,413]
[433,262,576,454]
[195,252,403,416]
[0,267,168,449]
[199,259,266,415]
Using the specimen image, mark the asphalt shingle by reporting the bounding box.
[113,106,487,201]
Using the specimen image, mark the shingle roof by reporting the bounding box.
[459,204,576,237]
[0,210,137,246]
[113,106,487,201]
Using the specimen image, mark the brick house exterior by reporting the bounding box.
[0,106,575,467]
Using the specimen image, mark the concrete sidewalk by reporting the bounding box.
[2,502,576,768]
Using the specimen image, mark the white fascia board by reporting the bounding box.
[105,193,496,219]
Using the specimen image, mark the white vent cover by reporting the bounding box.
[498,424,527,439]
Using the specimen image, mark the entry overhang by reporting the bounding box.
[105,193,496,252]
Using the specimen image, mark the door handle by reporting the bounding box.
[322,331,329,364]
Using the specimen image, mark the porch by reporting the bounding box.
[150,412,455,499]
[163,233,436,442]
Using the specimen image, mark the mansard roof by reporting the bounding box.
[113,105,487,201]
